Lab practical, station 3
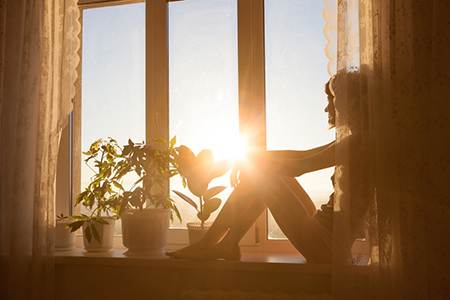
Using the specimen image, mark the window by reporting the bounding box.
[168,0,239,229]
[264,0,335,240]
[79,3,145,233]
[65,0,336,252]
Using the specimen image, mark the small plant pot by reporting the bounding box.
[82,218,115,252]
[187,222,211,245]
[55,220,75,251]
[121,208,170,256]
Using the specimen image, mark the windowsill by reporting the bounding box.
[55,248,332,297]
[55,248,369,299]
[55,247,320,271]
[57,234,371,269]
[55,247,369,273]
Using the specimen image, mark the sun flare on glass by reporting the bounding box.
[209,133,248,164]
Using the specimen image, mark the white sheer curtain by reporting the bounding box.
[0,1,80,299]
[325,0,450,299]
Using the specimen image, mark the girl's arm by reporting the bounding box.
[266,141,334,160]
[257,142,335,177]
[283,142,335,176]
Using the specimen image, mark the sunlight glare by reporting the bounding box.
[210,133,248,164]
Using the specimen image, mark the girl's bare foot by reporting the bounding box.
[205,242,241,261]
[166,241,212,260]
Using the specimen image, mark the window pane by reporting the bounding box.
[169,0,238,228]
[265,0,335,240]
[81,4,145,233]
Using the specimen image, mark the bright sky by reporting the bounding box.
[81,0,335,234]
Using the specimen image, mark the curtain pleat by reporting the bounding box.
[329,0,450,298]
[0,1,80,299]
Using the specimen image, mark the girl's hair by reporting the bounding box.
[327,71,366,133]
[325,75,336,97]
[325,76,337,128]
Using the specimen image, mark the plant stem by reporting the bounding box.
[86,163,97,175]
[200,196,204,229]
[90,206,100,218]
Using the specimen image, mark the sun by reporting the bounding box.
[209,133,249,164]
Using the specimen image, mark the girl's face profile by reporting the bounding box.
[325,79,336,128]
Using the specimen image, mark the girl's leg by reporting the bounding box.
[204,193,265,260]
[200,180,264,246]
[167,180,265,259]
[169,174,330,263]
[257,175,332,263]
[214,177,322,258]
[193,175,319,260]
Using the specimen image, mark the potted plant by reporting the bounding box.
[68,138,122,252]
[55,213,75,251]
[173,146,229,244]
[117,138,181,255]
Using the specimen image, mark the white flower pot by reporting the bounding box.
[121,208,170,255]
[187,222,211,245]
[55,220,75,251]
[82,218,115,252]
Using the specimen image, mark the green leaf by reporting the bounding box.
[210,160,230,179]
[187,179,208,198]
[197,211,211,222]
[203,186,226,200]
[122,145,131,156]
[106,154,114,163]
[84,225,92,242]
[91,224,101,243]
[169,136,177,148]
[71,214,88,221]
[75,190,89,205]
[83,150,93,156]
[168,169,178,178]
[203,197,222,214]
[108,137,118,144]
[174,145,196,177]
[197,149,214,166]
[68,220,85,232]
[112,181,124,191]
[94,217,109,225]
[56,213,67,222]
[172,190,198,210]
[88,139,101,154]
[170,200,182,223]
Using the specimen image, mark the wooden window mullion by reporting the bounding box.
[237,0,267,244]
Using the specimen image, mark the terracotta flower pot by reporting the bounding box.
[187,222,211,245]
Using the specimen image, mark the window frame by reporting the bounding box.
[62,0,299,254]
